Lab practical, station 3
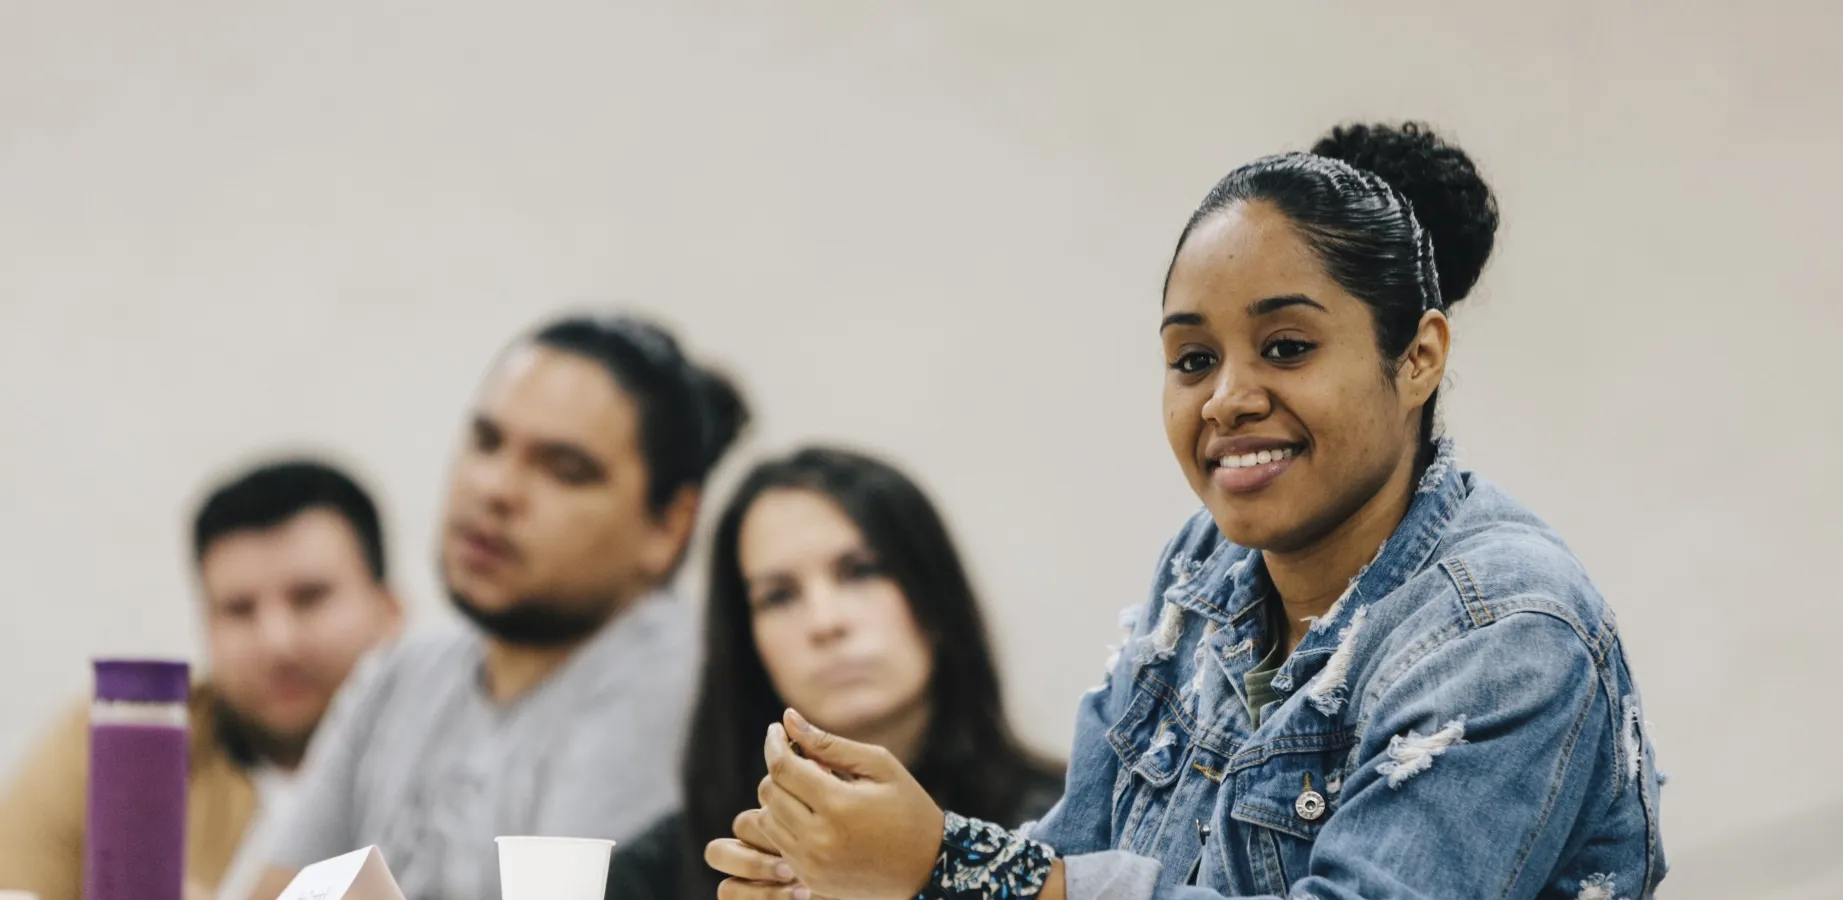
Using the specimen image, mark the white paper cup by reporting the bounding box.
[495,836,616,900]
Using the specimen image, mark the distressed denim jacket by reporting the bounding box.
[1029,442,1667,899]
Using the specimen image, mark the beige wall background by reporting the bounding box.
[3,1,1839,895]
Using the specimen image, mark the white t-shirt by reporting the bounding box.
[215,766,299,900]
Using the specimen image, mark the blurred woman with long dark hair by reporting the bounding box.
[603,446,1063,899]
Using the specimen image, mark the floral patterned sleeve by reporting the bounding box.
[917,811,1058,899]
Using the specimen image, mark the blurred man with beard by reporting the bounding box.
[0,460,403,900]
[251,314,749,900]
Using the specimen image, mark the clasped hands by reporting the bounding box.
[704,709,944,900]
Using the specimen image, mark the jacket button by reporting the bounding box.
[1295,773,1326,821]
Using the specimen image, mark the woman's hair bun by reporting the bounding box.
[1311,122,1499,305]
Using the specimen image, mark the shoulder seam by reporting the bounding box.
[1436,554,1615,666]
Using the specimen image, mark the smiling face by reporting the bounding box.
[1161,200,1448,553]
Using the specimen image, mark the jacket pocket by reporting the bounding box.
[1106,682,1189,842]
[1229,752,1334,841]
[1107,683,1185,784]
[1227,736,1353,890]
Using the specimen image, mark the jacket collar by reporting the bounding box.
[1163,439,1467,684]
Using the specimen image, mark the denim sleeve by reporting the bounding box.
[1282,610,1611,900]
[1031,531,1234,899]
[1028,529,1183,856]
[1026,669,1126,855]
[1031,603,1210,900]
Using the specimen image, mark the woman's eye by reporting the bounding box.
[1261,339,1316,362]
[842,560,885,581]
[751,587,796,611]
[1168,351,1216,375]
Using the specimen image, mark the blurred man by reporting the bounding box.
[0,460,403,900]
[250,314,749,900]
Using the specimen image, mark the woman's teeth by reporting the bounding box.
[1218,447,1296,469]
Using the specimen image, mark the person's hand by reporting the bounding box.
[745,709,945,900]
[705,808,800,894]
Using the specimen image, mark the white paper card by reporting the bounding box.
[276,845,407,900]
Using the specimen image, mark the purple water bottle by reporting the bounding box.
[84,659,190,900]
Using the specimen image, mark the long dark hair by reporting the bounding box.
[680,446,1058,895]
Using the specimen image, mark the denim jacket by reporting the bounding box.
[1029,442,1667,899]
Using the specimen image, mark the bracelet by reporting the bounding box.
[917,811,1057,899]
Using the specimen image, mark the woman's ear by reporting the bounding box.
[1398,309,1451,409]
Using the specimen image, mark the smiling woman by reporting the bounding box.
[703,122,1668,900]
